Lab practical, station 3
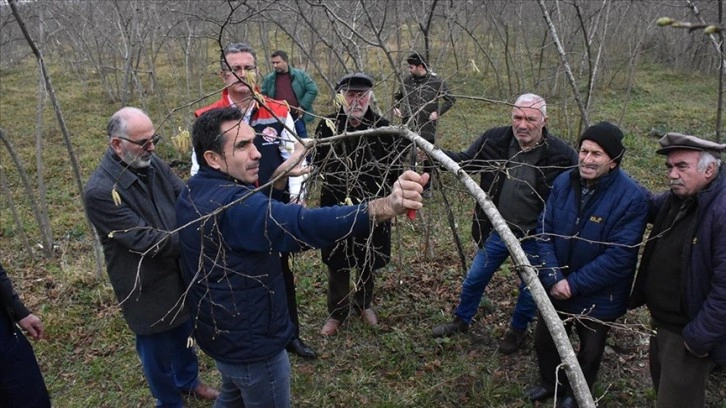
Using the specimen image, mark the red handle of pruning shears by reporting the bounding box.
[407,208,417,220]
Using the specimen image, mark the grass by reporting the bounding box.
[1,47,726,408]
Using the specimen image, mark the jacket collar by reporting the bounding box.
[99,148,156,190]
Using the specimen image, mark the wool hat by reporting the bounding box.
[335,72,374,92]
[656,132,726,156]
[578,121,626,165]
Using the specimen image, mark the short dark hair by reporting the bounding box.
[220,42,257,71]
[406,52,427,68]
[192,107,244,168]
[271,50,288,62]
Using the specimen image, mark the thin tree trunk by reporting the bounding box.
[686,0,725,141]
[34,7,53,257]
[330,125,597,407]
[0,155,32,252]
[537,0,590,128]
[1,128,48,258]
[9,0,105,277]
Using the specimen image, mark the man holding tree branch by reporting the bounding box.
[177,107,427,407]
[432,93,577,355]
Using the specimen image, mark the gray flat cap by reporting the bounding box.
[656,132,726,156]
[335,72,374,92]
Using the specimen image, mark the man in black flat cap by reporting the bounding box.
[630,133,726,408]
[313,72,408,336]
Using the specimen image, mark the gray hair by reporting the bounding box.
[107,107,147,139]
[514,93,547,117]
[698,150,722,172]
[220,42,257,71]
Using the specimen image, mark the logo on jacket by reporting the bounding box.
[261,127,279,143]
[589,215,603,223]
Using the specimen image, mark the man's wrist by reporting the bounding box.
[367,197,395,223]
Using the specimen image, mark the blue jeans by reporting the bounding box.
[454,231,538,330]
[293,117,308,138]
[135,319,200,408]
[214,350,291,408]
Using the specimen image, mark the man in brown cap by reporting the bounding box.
[630,132,726,408]
[313,72,408,336]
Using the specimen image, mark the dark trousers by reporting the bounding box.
[649,327,714,408]
[534,313,611,397]
[281,253,300,338]
[327,265,375,321]
[0,314,50,408]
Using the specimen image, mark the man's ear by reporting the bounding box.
[203,150,223,170]
[705,162,717,180]
[109,137,123,155]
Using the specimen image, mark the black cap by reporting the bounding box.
[656,132,726,156]
[406,52,427,67]
[578,121,626,165]
[335,72,374,92]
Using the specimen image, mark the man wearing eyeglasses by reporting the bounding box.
[84,107,218,407]
[314,72,408,336]
[192,42,318,360]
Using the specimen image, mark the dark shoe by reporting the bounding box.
[498,327,526,354]
[286,337,318,359]
[557,396,578,408]
[432,316,469,338]
[524,384,555,402]
[186,382,219,401]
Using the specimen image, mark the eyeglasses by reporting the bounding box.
[223,65,257,75]
[116,134,161,149]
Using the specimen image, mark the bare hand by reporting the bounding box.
[549,279,571,300]
[368,171,429,222]
[428,111,439,121]
[393,108,402,118]
[18,313,44,340]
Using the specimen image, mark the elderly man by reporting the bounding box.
[526,122,649,408]
[85,107,218,407]
[194,42,316,359]
[176,107,427,407]
[1,262,50,407]
[314,72,408,336]
[432,94,577,355]
[261,50,319,138]
[394,51,456,197]
[630,133,726,408]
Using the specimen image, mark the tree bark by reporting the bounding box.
[9,0,105,277]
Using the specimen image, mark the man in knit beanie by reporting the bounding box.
[525,121,648,407]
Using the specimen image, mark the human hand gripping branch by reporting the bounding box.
[367,170,429,223]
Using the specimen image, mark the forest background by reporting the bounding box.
[0,0,724,406]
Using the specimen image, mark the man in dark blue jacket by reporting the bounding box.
[526,122,648,408]
[432,94,577,355]
[176,107,427,408]
[630,132,726,408]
